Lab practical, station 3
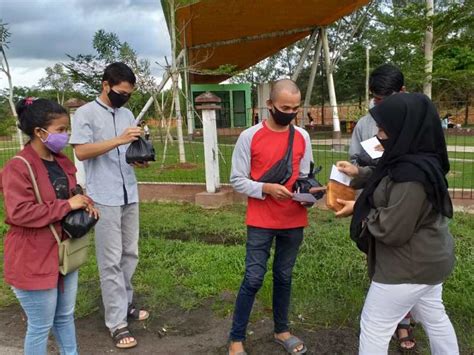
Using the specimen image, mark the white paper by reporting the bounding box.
[360,136,384,159]
[330,165,352,186]
[292,193,317,203]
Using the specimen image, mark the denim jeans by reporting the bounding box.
[13,270,79,355]
[230,226,304,341]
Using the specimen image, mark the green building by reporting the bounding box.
[191,83,252,129]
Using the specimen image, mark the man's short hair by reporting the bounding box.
[270,79,301,101]
[369,64,404,97]
[102,62,136,87]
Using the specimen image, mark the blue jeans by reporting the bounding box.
[13,270,79,355]
[230,226,304,341]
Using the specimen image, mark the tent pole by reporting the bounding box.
[291,28,318,81]
[302,30,322,128]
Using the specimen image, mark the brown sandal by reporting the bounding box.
[112,327,138,349]
[127,303,150,321]
[393,323,416,354]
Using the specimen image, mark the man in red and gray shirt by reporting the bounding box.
[228,79,312,355]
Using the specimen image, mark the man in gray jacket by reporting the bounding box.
[349,64,405,166]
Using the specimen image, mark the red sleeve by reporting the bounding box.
[2,160,72,228]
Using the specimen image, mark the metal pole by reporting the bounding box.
[302,32,322,127]
[321,27,341,140]
[291,28,318,82]
[183,46,194,139]
[423,0,434,98]
[365,46,370,111]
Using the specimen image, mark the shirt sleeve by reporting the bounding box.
[349,121,364,164]
[230,131,265,200]
[367,181,426,246]
[69,108,93,145]
[128,109,136,126]
[298,129,313,179]
[350,166,374,189]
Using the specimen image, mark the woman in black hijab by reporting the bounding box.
[336,93,458,354]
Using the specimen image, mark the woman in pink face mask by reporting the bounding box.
[1,98,98,355]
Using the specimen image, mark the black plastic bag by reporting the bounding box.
[126,136,156,164]
[62,185,99,239]
[62,209,99,239]
[293,162,325,200]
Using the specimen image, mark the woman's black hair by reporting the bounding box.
[16,98,68,138]
[102,62,136,87]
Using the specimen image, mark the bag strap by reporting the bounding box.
[283,124,295,161]
[283,124,295,174]
[13,156,62,245]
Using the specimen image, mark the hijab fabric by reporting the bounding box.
[350,93,453,253]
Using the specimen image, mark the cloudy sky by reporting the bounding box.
[0,0,171,89]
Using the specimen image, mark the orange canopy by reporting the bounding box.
[172,0,370,83]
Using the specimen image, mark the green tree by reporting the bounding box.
[366,0,473,102]
[64,30,158,99]
[38,63,74,105]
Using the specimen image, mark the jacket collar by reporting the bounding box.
[19,143,76,179]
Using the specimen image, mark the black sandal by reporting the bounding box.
[127,303,150,321]
[111,327,137,349]
[393,323,416,354]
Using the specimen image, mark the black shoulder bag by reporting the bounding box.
[254,125,295,184]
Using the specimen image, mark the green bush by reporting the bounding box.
[0,116,16,137]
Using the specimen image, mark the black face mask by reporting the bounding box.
[108,89,131,108]
[270,106,297,126]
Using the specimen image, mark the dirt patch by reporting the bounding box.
[0,299,412,355]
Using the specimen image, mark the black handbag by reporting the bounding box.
[126,136,156,164]
[254,125,295,184]
[293,162,326,200]
[62,185,99,239]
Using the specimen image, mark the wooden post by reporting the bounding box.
[195,92,221,193]
[65,98,87,188]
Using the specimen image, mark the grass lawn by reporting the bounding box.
[445,135,474,147]
[0,201,472,353]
